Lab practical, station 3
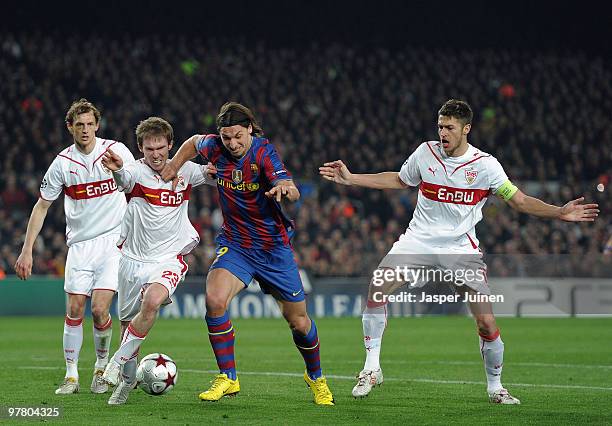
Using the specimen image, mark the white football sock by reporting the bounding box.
[480,332,504,394]
[112,323,146,366]
[93,315,113,369]
[63,316,83,379]
[121,359,138,384]
[362,304,387,371]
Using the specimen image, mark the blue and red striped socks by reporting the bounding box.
[205,312,236,380]
[292,319,322,380]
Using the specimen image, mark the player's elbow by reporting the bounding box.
[34,198,52,212]
[189,135,202,149]
[508,191,527,212]
[395,174,408,189]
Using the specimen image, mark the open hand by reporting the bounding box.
[559,197,599,222]
[319,160,353,185]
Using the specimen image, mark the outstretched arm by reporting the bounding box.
[319,160,408,190]
[161,135,201,182]
[14,198,53,280]
[506,189,599,222]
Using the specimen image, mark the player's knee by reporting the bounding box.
[141,295,163,315]
[286,313,310,334]
[475,315,497,336]
[205,293,229,314]
[90,304,109,324]
[67,301,85,318]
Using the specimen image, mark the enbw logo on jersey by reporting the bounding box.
[85,180,117,197]
[159,190,184,206]
[65,178,118,200]
[437,187,475,203]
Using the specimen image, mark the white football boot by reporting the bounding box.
[91,369,109,393]
[102,359,121,386]
[108,380,137,405]
[55,377,80,394]
[352,369,384,398]
[489,388,521,404]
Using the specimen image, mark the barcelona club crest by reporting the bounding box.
[250,163,258,172]
[465,170,478,185]
[232,169,243,184]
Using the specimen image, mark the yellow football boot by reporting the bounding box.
[304,372,335,405]
[198,374,240,402]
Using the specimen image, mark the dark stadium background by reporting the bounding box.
[1,2,611,424]
[4,0,611,52]
[1,0,610,311]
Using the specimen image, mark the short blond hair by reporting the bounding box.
[135,117,174,147]
[65,98,101,124]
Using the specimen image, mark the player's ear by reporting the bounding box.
[168,140,174,151]
[66,122,73,134]
[137,143,143,153]
[247,124,253,135]
[463,123,471,135]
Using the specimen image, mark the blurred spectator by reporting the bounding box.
[0,32,609,277]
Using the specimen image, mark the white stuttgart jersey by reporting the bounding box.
[115,160,215,262]
[39,137,135,246]
[399,141,509,248]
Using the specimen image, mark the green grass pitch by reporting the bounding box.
[1,316,611,425]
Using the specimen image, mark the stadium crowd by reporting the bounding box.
[0,32,610,278]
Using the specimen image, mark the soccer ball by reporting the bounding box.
[136,353,178,395]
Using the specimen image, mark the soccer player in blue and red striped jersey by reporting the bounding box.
[161,102,334,405]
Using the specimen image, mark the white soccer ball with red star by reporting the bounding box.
[136,353,178,395]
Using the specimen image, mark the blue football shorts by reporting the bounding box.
[209,241,305,302]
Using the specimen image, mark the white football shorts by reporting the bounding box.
[64,233,121,296]
[377,231,489,295]
[117,255,188,321]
